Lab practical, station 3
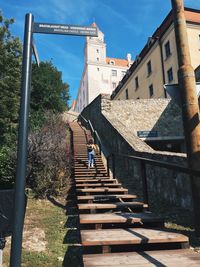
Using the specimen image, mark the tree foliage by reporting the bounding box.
[0,12,71,193]
[31,61,70,116]
[0,11,22,145]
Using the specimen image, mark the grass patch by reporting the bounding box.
[3,194,74,267]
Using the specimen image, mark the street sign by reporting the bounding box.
[137,131,158,138]
[33,22,98,37]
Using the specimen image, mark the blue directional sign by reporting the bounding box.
[137,131,158,138]
[33,22,98,37]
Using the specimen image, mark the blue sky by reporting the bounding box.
[1,0,199,106]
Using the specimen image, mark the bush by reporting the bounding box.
[0,145,16,189]
[27,112,71,198]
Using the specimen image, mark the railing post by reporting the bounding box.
[99,142,102,156]
[112,154,116,179]
[141,161,149,206]
[106,156,109,177]
[94,131,97,145]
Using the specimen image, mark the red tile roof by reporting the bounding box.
[106,57,131,67]
[185,9,200,23]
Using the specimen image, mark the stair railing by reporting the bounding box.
[78,114,113,176]
[111,153,200,206]
[78,114,200,209]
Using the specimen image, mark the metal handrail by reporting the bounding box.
[78,114,200,208]
[116,153,200,176]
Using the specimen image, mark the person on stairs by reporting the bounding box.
[87,139,96,168]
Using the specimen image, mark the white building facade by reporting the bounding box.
[75,23,132,112]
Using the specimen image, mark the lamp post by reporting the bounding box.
[10,13,33,267]
[171,0,200,235]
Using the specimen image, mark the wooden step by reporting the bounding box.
[76,188,128,195]
[78,202,148,213]
[77,194,137,203]
[83,249,200,266]
[74,156,102,159]
[74,168,106,172]
[74,172,107,176]
[79,212,163,226]
[75,179,117,183]
[75,175,109,179]
[75,176,112,180]
[76,183,122,188]
[81,228,189,249]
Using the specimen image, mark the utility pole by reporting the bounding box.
[171,0,200,236]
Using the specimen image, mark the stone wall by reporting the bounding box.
[62,110,79,123]
[80,95,193,211]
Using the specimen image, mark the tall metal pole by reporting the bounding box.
[171,0,200,236]
[10,13,33,266]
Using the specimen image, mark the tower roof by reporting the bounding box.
[91,22,97,28]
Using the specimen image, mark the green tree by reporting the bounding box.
[0,11,22,145]
[31,61,70,115]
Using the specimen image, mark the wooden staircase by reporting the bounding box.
[70,121,200,266]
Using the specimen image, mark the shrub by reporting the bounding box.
[0,145,16,188]
[27,112,71,198]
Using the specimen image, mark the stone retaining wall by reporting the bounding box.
[80,95,193,211]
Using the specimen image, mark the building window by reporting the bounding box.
[97,57,99,61]
[97,67,100,71]
[112,82,116,89]
[110,60,115,65]
[165,41,171,59]
[149,84,154,97]
[112,69,117,76]
[167,67,173,82]
[96,49,99,53]
[137,97,140,99]
[121,71,126,77]
[125,89,129,99]
[135,76,139,90]
[147,60,152,76]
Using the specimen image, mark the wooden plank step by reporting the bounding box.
[74,156,102,159]
[79,212,163,225]
[74,165,105,168]
[77,194,137,203]
[75,176,111,180]
[76,188,128,195]
[74,158,103,161]
[75,176,109,180]
[81,228,189,247]
[74,168,106,172]
[78,202,148,212]
[74,164,105,167]
[76,183,122,188]
[83,249,200,266]
[75,179,117,183]
[74,171,107,175]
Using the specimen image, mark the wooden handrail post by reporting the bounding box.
[141,161,149,207]
[107,156,110,177]
[112,154,116,179]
